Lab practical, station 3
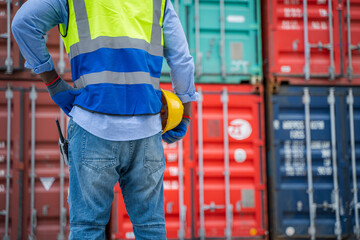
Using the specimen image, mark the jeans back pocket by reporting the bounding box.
[81,131,118,172]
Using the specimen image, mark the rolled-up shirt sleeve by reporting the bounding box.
[12,0,68,74]
[163,0,198,103]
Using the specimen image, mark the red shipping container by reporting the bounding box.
[191,84,268,239]
[263,0,357,85]
[0,81,70,240]
[343,0,360,81]
[111,84,268,240]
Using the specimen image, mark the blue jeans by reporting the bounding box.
[67,119,167,240]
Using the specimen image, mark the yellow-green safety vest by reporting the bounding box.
[59,0,166,115]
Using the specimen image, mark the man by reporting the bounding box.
[12,0,197,239]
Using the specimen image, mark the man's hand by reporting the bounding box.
[162,102,191,144]
[40,70,81,116]
[162,117,190,144]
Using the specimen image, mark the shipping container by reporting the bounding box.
[262,0,360,85]
[266,85,360,239]
[111,84,268,239]
[192,84,267,239]
[0,81,70,240]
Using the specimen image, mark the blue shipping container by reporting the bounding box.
[267,86,360,240]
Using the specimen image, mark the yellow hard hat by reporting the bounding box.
[161,89,184,134]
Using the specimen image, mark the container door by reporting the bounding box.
[194,85,267,239]
[267,0,341,81]
[344,0,360,81]
[268,86,348,239]
[0,87,21,240]
[0,82,70,240]
[21,85,69,240]
[187,0,262,84]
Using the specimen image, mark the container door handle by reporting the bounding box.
[219,0,226,80]
[303,0,311,80]
[3,0,13,74]
[29,86,38,240]
[178,139,185,240]
[221,88,232,240]
[303,88,316,240]
[347,89,360,238]
[195,0,202,79]
[2,85,13,240]
[328,88,342,240]
[326,0,335,80]
[197,88,205,240]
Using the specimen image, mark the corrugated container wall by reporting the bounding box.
[266,85,360,240]
[111,84,268,239]
[163,0,263,84]
[1,1,266,240]
[263,0,360,84]
[192,85,267,239]
[0,81,70,240]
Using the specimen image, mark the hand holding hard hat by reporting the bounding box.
[161,89,190,143]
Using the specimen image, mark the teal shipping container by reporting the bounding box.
[160,0,262,84]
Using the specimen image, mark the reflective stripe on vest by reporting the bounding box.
[59,0,166,116]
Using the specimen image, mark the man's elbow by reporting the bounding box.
[11,10,31,39]
[11,14,23,37]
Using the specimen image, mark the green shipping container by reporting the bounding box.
[160,0,262,84]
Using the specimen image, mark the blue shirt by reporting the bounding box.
[12,0,198,141]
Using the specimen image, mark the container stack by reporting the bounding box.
[263,0,360,239]
[0,0,268,239]
[1,0,359,239]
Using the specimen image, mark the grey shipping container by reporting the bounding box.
[266,86,360,240]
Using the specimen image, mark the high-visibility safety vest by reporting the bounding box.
[59,0,166,115]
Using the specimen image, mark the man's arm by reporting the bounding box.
[163,0,198,106]
[161,0,197,143]
[12,0,67,81]
[12,0,80,116]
